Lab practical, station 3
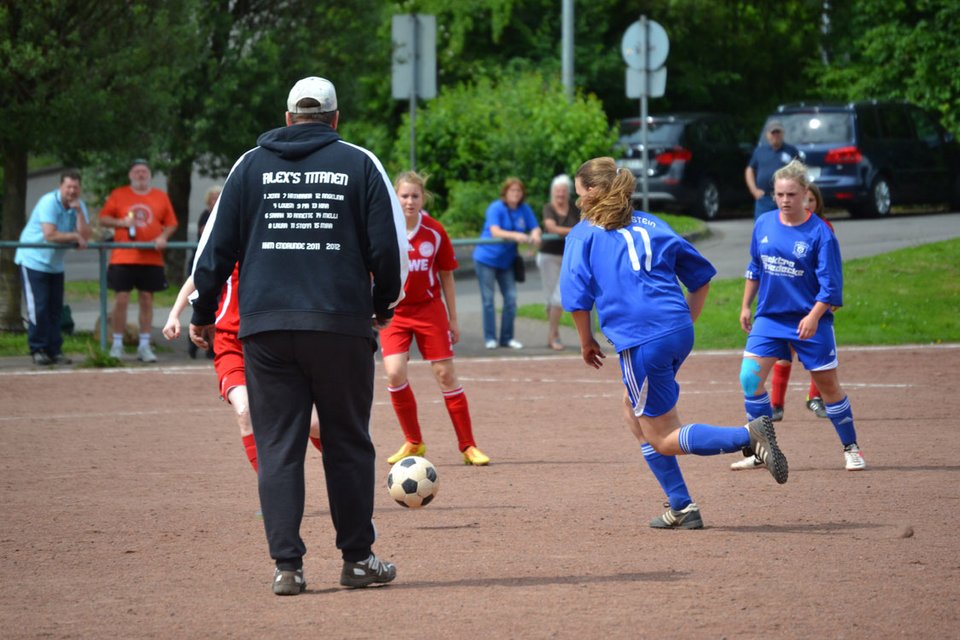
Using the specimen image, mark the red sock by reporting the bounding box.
[388,382,423,444]
[808,378,820,400]
[443,386,476,450]
[309,435,323,452]
[241,433,258,472]
[770,362,791,407]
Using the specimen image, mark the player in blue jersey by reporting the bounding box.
[737,159,865,471]
[560,157,789,529]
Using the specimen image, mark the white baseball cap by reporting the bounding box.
[286,76,338,114]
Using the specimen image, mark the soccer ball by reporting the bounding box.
[387,456,439,509]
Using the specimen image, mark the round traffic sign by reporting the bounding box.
[621,19,669,71]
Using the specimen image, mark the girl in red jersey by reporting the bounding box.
[163,269,322,471]
[380,171,490,466]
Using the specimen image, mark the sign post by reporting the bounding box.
[622,16,669,212]
[392,14,437,171]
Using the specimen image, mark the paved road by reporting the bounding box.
[52,210,960,362]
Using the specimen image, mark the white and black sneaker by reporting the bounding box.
[273,567,306,595]
[649,502,704,529]
[340,554,397,588]
[747,416,789,484]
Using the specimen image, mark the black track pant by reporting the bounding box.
[243,330,377,568]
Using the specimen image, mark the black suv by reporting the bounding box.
[615,113,752,220]
[764,101,960,217]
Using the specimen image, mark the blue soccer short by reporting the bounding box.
[744,325,839,371]
[619,325,694,418]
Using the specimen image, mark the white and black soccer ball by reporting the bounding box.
[387,456,439,509]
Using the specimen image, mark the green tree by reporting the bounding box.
[0,0,194,330]
[814,0,960,134]
[393,69,616,235]
[144,0,394,284]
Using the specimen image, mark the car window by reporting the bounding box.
[876,105,913,140]
[858,106,881,141]
[776,113,853,145]
[906,107,941,145]
[620,121,684,146]
[703,120,734,145]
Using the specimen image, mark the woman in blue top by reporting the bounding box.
[561,157,789,530]
[738,159,865,471]
[472,177,542,349]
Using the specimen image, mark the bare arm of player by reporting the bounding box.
[686,283,710,323]
[797,301,831,340]
[572,310,604,369]
[163,276,196,340]
[740,279,760,333]
[438,270,460,345]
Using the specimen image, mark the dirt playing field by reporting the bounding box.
[1,345,958,638]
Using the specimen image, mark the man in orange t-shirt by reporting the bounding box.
[99,159,178,362]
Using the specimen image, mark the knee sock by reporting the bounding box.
[241,433,258,472]
[808,379,821,400]
[678,423,751,455]
[112,333,124,348]
[770,362,791,407]
[744,392,773,421]
[388,382,423,444]
[825,396,858,446]
[138,332,151,348]
[442,386,476,450]
[641,443,692,511]
[309,436,322,453]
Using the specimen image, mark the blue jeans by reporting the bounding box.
[754,194,777,219]
[475,261,517,344]
[19,265,65,356]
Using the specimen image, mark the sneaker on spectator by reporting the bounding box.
[272,568,306,595]
[51,353,72,365]
[505,339,523,349]
[109,344,124,359]
[843,443,866,471]
[137,344,158,363]
[771,405,784,422]
[32,351,53,366]
[340,554,396,588]
[649,502,703,529]
[484,340,497,349]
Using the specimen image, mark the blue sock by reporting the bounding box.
[678,423,751,455]
[641,443,692,511]
[744,393,773,420]
[825,396,857,447]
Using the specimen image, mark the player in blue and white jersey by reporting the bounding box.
[738,159,865,471]
[561,157,789,530]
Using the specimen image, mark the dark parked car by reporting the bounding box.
[763,101,960,217]
[615,113,753,220]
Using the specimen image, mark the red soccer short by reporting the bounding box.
[380,298,454,361]
[213,329,245,401]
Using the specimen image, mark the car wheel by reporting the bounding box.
[864,176,892,217]
[694,179,720,220]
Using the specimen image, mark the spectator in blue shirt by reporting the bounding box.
[14,169,92,365]
[745,120,800,219]
[472,177,541,349]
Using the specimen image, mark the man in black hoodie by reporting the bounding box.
[190,76,408,595]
